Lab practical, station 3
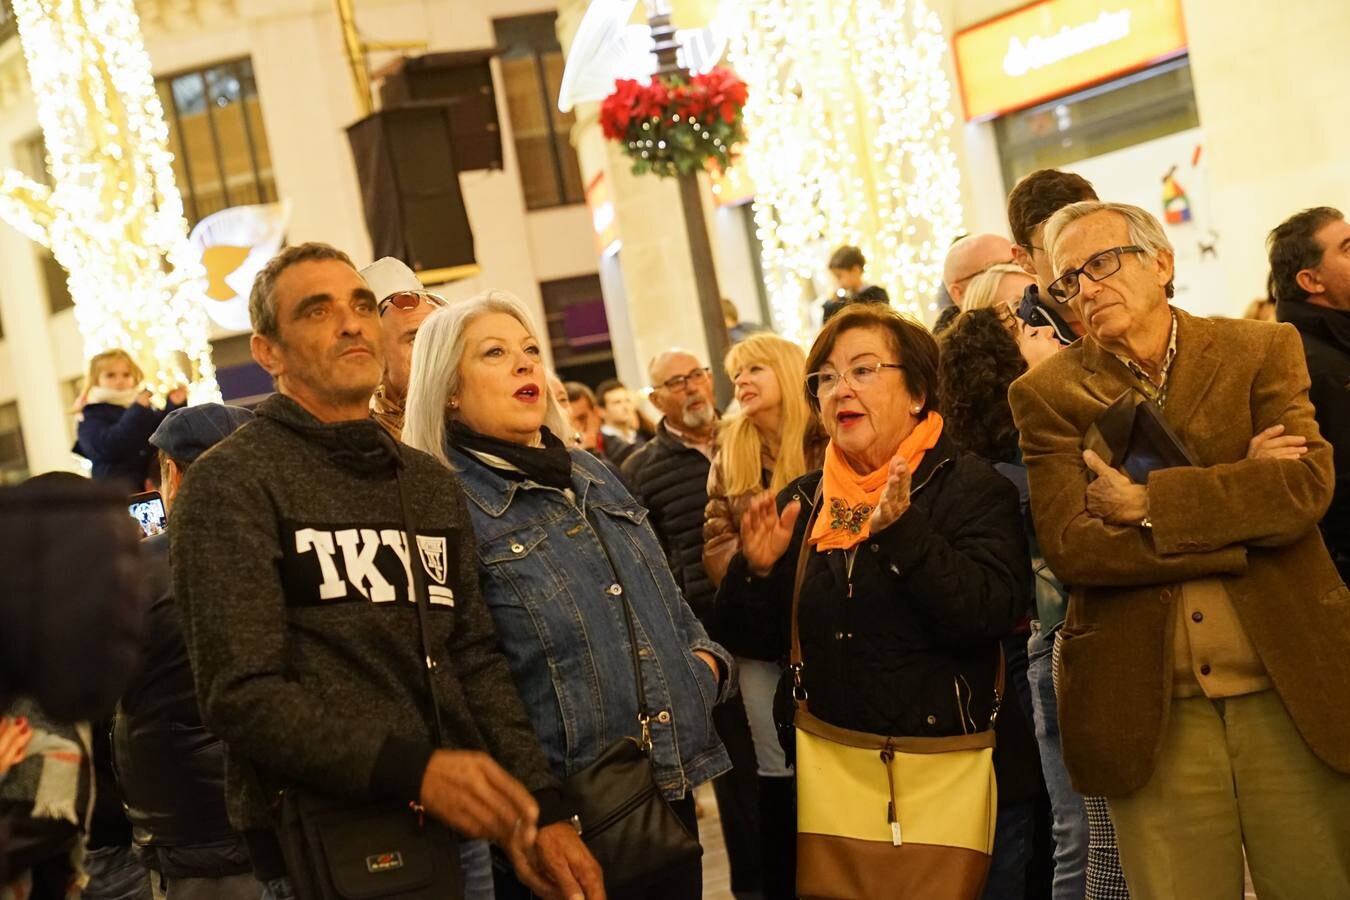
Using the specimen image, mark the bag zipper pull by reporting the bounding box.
[880,747,902,846]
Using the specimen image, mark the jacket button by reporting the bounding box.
[1200,664,1212,676]
[870,543,879,552]
[608,584,623,596]
[926,715,937,725]
[1192,611,1204,623]
[1160,589,1173,603]
[511,543,525,554]
[657,710,671,724]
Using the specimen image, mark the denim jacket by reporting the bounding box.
[449,444,734,799]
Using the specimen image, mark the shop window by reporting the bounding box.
[995,58,1200,189]
[540,274,616,386]
[493,13,585,210]
[156,58,276,227]
[15,134,74,316]
[0,401,28,486]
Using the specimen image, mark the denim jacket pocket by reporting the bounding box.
[479,524,549,565]
[591,499,650,528]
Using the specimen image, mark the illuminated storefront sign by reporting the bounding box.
[954,0,1187,120]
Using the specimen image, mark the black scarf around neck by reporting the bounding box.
[446,421,574,491]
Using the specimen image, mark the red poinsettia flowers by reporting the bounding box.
[599,66,749,178]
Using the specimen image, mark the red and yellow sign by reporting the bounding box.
[954,0,1187,121]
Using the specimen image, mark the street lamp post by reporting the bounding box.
[644,1,733,409]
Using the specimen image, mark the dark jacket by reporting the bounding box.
[822,285,890,323]
[621,421,717,623]
[1016,283,1078,347]
[716,434,1040,802]
[449,446,732,799]
[170,394,563,832]
[1276,298,1350,578]
[112,533,249,876]
[75,400,178,490]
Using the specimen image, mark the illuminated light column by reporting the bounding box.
[0,0,219,400]
[727,0,963,343]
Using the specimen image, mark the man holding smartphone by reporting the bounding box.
[112,403,257,899]
[1008,169,1098,347]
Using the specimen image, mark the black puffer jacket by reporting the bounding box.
[1277,299,1350,579]
[621,421,717,623]
[112,534,249,876]
[717,433,1040,802]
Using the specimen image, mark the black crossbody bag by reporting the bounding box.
[554,512,703,893]
[273,471,463,900]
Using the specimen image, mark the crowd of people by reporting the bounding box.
[2,167,1350,900]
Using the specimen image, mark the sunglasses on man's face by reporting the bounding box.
[379,291,448,316]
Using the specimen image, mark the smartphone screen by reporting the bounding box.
[128,491,167,538]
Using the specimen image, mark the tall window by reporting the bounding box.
[156,58,276,227]
[16,133,74,315]
[0,401,28,485]
[493,13,585,209]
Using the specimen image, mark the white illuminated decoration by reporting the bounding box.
[727,0,963,341]
[189,201,291,332]
[0,0,219,400]
[558,0,728,112]
[1003,10,1133,77]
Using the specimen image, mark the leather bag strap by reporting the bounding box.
[788,480,1006,734]
[395,461,447,748]
[582,508,652,747]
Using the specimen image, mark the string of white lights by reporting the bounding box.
[0,0,219,400]
[727,0,963,343]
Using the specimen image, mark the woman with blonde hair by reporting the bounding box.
[703,331,826,899]
[962,263,1036,314]
[403,291,732,899]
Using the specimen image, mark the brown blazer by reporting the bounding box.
[1009,308,1350,797]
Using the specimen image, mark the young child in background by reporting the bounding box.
[73,349,186,490]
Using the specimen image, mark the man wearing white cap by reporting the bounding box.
[361,257,448,438]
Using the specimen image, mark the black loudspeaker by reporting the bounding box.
[379,50,503,172]
[346,105,477,280]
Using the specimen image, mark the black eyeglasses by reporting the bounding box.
[378,291,448,316]
[659,367,711,393]
[805,362,904,399]
[1046,245,1145,304]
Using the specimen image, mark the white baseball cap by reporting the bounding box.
[360,257,424,302]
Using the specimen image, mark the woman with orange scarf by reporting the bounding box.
[716,304,1038,899]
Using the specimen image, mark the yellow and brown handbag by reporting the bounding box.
[788,486,1002,900]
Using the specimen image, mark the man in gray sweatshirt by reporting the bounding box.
[170,242,603,900]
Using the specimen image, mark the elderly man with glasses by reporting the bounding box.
[1009,201,1350,899]
[621,349,765,900]
[361,256,448,439]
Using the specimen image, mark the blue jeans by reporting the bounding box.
[981,800,1034,900]
[1028,620,1088,900]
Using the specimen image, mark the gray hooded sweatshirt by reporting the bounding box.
[170,393,562,832]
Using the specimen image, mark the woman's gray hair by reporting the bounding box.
[402,290,571,469]
[1043,200,1176,297]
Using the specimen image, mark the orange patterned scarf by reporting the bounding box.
[809,412,944,552]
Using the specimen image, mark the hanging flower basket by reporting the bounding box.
[599,66,748,178]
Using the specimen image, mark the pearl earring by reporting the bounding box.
[910,405,921,415]
[450,398,459,409]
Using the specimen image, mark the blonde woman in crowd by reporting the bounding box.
[962,263,1037,314]
[703,332,827,900]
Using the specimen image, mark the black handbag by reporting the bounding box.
[273,469,463,900]
[557,513,703,893]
